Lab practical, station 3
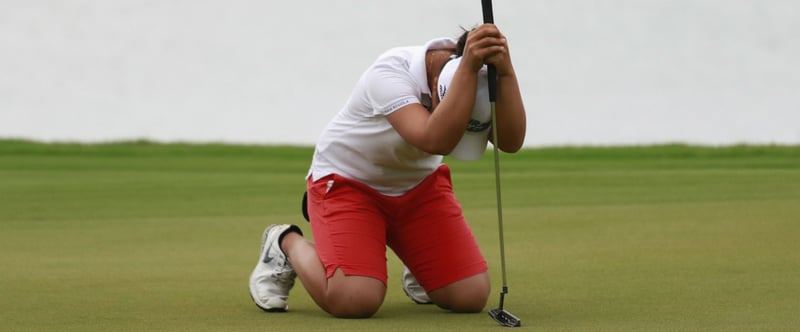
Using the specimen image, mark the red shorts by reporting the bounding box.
[306,165,487,292]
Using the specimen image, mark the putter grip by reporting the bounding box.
[487,65,497,102]
[482,0,494,24]
[482,0,497,102]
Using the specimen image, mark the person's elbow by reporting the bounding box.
[426,138,460,156]
[499,140,524,154]
[497,130,526,153]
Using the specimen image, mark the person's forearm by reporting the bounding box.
[494,72,526,152]
[426,67,481,153]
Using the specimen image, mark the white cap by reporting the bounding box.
[437,56,491,161]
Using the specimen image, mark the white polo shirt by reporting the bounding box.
[308,38,457,196]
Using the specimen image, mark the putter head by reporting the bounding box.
[488,308,521,327]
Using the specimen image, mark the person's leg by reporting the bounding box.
[286,174,390,318]
[426,272,490,312]
[280,233,385,318]
[389,165,490,312]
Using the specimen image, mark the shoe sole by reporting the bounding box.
[401,267,433,305]
[249,225,288,312]
[402,286,433,305]
[249,293,288,313]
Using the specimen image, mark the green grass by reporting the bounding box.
[1,140,799,331]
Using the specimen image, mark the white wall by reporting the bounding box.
[1,0,798,146]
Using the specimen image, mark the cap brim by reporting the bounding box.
[450,128,489,160]
[438,57,491,161]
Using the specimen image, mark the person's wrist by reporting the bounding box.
[497,70,516,79]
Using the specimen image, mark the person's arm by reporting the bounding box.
[387,63,481,155]
[493,62,526,153]
[478,24,526,153]
[387,24,526,155]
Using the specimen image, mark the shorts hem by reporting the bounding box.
[326,265,388,287]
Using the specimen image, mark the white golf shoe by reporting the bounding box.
[402,266,432,304]
[249,224,302,312]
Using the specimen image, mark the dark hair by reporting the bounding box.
[455,27,470,57]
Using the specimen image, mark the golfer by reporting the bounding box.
[249,23,526,318]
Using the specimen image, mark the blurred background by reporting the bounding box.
[1,0,798,147]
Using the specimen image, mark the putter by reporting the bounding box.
[482,0,522,327]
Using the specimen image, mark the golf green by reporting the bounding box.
[1,140,798,331]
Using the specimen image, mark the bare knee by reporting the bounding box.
[325,294,383,318]
[442,286,490,313]
[428,272,490,313]
[324,271,386,318]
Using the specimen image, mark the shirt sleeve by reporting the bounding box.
[364,62,420,116]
